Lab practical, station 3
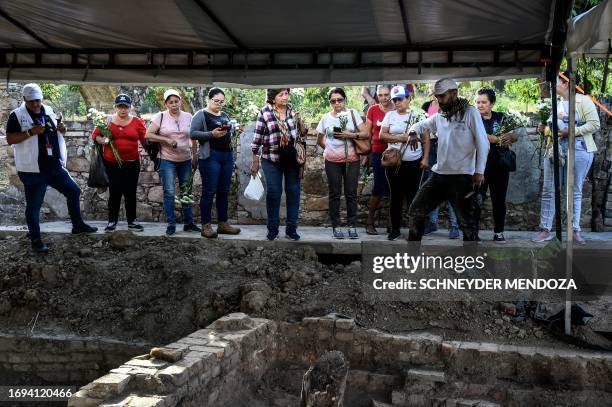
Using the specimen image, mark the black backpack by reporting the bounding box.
[144,113,162,171]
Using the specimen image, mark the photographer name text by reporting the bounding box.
[372,278,577,290]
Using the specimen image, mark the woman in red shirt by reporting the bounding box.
[92,94,146,232]
[364,84,394,235]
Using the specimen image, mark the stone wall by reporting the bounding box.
[0,332,150,385]
[70,313,612,406]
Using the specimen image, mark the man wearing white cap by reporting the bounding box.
[406,78,489,241]
[6,83,97,253]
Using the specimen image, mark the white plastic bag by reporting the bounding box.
[244,172,264,201]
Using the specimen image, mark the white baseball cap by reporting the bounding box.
[390,85,407,99]
[434,79,458,95]
[22,83,43,101]
[163,89,181,102]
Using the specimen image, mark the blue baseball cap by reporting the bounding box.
[114,94,132,106]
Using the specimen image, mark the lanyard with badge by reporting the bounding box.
[36,115,54,156]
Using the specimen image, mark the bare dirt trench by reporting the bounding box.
[0,231,590,349]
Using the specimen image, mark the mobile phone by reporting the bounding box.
[220,124,231,130]
[333,126,342,133]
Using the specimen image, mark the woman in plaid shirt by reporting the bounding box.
[250,89,302,241]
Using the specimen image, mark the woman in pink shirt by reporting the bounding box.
[146,89,199,236]
[316,87,368,239]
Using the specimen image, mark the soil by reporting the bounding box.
[0,232,602,350]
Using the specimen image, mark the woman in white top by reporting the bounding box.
[316,87,368,239]
[146,89,199,236]
[380,85,429,240]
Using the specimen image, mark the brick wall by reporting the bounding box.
[0,332,150,385]
[70,313,612,406]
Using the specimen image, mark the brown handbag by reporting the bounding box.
[349,109,371,155]
[381,143,409,168]
[381,119,411,169]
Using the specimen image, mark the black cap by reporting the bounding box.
[114,94,132,106]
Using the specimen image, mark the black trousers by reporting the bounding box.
[477,166,510,233]
[385,159,422,232]
[325,160,360,228]
[408,173,480,241]
[104,159,140,223]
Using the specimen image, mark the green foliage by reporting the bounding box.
[40,83,62,102]
[568,57,612,98]
[572,0,602,16]
[503,79,541,111]
[223,88,266,125]
[141,86,171,113]
[39,83,86,119]
[290,87,330,123]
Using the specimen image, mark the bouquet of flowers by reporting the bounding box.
[536,99,552,125]
[88,108,123,166]
[175,169,196,206]
[493,110,528,146]
[338,113,349,131]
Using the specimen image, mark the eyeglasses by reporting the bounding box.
[329,98,344,104]
[391,97,406,103]
[211,99,225,105]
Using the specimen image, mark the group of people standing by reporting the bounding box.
[92,87,242,238]
[6,73,599,252]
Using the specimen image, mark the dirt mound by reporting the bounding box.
[0,233,571,347]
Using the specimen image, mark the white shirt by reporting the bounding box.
[410,105,489,175]
[381,110,423,161]
[316,109,363,162]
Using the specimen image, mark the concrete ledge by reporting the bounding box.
[2,222,612,255]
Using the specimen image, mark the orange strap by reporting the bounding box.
[559,72,612,116]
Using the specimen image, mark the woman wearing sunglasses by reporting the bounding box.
[316,87,368,239]
[380,85,429,240]
[190,88,241,238]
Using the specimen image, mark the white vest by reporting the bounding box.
[11,103,67,173]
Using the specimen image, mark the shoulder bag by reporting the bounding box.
[144,113,162,171]
[381,118,411,170]
[349,109,371,155]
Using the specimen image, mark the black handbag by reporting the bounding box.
[144,113,162,171]
[87,144,109,188]
[496,148,516,172]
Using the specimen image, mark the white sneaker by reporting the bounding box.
[531,230,553,242]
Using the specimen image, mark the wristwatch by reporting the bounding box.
[26,129,33,137]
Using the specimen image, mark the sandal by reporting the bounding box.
[366,224,378,235]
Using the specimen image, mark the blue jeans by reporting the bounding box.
[429,202,458,228]
[18,167,84,241]
[261,158,301,233]
[370,152,389,197]
[160,159,193,226]
[540,138,593,231]
[198,150,234,224]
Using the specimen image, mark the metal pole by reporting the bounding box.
[600,40,610,96]
[565,58,576,336]
[550,79,563,241]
